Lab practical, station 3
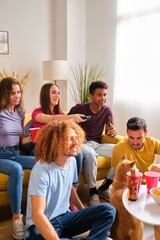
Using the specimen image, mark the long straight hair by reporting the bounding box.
[40,83,62,115]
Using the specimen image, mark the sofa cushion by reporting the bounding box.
[0,169,31,191]
[0,173,8,191]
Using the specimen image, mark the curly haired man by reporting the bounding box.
[25,120,115,240]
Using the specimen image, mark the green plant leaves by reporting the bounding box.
[68,62,106,103]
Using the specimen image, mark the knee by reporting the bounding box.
[10,163,23,178]
[83,149,97,161]
[99,203,116,222]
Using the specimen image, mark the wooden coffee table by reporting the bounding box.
[122,184,160,240]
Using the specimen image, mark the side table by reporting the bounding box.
[122,184,160,240]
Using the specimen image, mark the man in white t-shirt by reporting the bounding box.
[25,120,115,240]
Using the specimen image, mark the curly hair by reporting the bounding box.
[34,120,85,163]
[40,83,62,115]
[0,77,23,111]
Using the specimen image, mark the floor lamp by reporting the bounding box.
[42,60,67,84]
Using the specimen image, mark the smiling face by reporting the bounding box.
[127,128,147,150]
[90,88,107,107]
[63,128,79,157]
[8,84,21,109]
[49,85,60,107]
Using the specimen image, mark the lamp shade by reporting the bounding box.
[42,60,67,81]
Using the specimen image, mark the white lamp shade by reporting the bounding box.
[42,60,67,81]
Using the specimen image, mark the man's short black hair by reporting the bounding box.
[89,81,108,95]
[127,117,147,131]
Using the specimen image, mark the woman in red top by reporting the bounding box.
[32,83,84,127]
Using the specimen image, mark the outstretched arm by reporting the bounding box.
[34,113,86,124]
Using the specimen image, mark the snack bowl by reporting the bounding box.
[150,187,160,205]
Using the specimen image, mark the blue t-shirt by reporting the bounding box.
[25,157,78,231]
[0,108,24,147]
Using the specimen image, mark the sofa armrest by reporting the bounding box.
[101,134,124,144]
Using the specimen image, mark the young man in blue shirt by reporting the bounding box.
[25,120,115,240]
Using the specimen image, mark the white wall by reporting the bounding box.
[52,0,67,110]
[85,0,117,108]
[67,0,86,109]
[67,0,117,110]
[0,0,54,113]
[0,0,116,112]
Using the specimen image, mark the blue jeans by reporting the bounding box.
[74,152,83,186]
[25,203,116,240]
[0,147,35,214]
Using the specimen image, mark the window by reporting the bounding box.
[114,0,160,137]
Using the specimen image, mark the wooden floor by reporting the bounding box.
[0,181,154,240]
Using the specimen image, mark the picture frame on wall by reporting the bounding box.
[0,30,9,54]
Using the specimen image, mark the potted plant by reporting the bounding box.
[68,62,106,103]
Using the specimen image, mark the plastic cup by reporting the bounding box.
[127,171,143,192]
[29,127,40,143]
[144,171,160,193]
